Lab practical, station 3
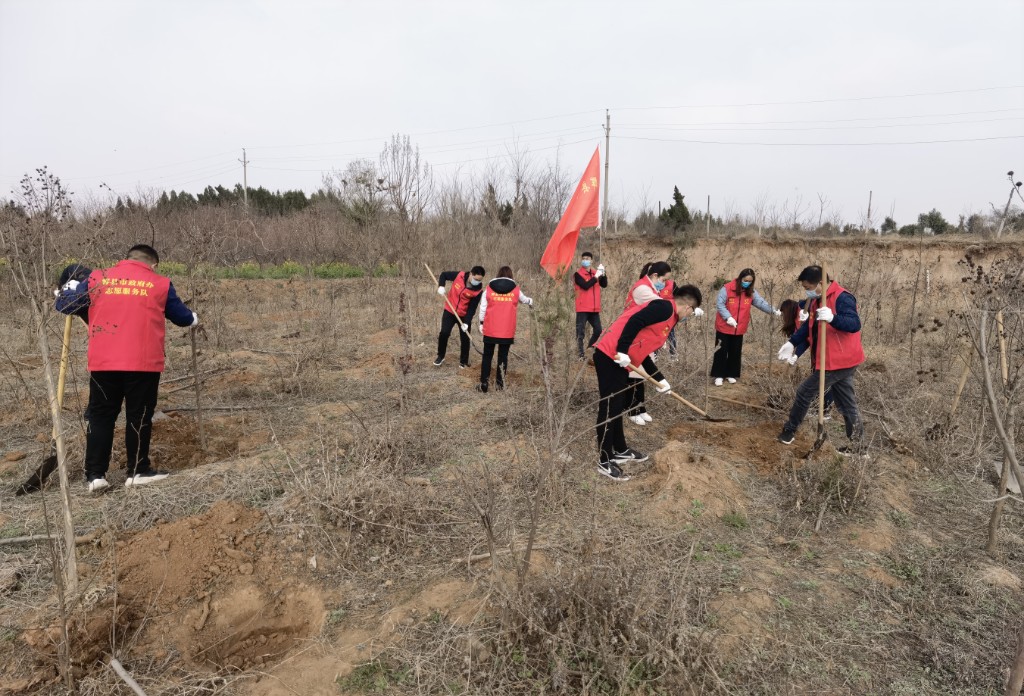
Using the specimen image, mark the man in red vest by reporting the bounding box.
[573,251,607,361]
[593,282,703,481]
[776,265,865,454]
[434,266,485,368]
[55,244,199,492]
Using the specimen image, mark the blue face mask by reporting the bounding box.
[469,278,481,287]
[741,281,752,289]
[653,280,666,292]
[805,289,819,299]
[582,260,591,268]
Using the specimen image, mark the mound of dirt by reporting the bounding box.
[146,414,242,470]
[643,440,748,520]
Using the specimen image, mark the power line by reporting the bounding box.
[613,85,1024,111]
[614,115,1024,133]
[616,107,1024,128]
[616,134,1024,146]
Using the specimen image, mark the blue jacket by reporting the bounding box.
[790,291,861,358]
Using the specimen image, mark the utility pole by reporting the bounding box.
[864,190,873,234]
[239,148,249,210]
[995,170,1022,238]
[601,109,610,258]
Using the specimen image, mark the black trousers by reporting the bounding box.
[85,371,161,480]
[711,331,744,379]
[594,351,630,461]
[437,311,471,365]
[627,379,647,415]
[785,366,862,439]
[480,341,511,388]
[575,311,603,357]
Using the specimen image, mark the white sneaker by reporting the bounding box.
[125,469,170,487]
[727,378,737,384]
[87,478,110,493]
[714,378,724,387]
[640,412,653,423]
[629,415,646,426]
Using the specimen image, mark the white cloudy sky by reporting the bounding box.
[1,0,1022,226]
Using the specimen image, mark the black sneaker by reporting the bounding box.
[597,461,631,481]
[476,383,488,393]
[613,448,649,463]
[125,469,170,487]
[778,428,796,445]
[433,357,445,367]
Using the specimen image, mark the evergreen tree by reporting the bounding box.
[659,186,692,230]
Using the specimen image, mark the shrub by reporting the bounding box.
[313,262,364,279]
[266,260,305,279]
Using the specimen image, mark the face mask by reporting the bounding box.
[469,279,481,287]
[741,281,752,289]
[805,289,820,299]
[582,260,591,268]
[653,280,666,292]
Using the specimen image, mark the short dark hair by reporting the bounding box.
[127,244,159,264]
[581,251,593,259]
[673,283,702,307]
[497,266,513,279]
[797,265,821,283]
[470,266,485,276]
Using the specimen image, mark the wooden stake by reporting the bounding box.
[996,310,1009,386]
[948,351,973,421]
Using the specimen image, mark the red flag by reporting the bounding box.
[540,147,600,279]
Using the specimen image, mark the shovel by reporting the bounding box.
[424,263,485,357]
[805,263,829,459]
[628,362,731,423]
[16,315,73,495]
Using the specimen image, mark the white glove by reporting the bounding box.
[799,310,809,322]
[478,324,485,335]
[726,317,738,328]
[190,312,200,327]
[774,309,782,317]
[786,354,798,365]
[777,342,795,361]
[460,323,468,332]
[437,286,446,296]
[526,298,534,306]
[597,264,605,273]
[594,268,604,278]
[61,279,80,292]
[693,307,704,318]
[655,379,671,394]
[816,307,834,323]
[613,352,632,368]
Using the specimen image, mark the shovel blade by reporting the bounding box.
[15,453,58,496]
[804,424,828,459]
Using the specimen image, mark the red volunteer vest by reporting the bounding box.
[623,276,656,311]
[574,267,601,312]
[595,302,678,368]
[807,281,865,371]
[714,280,754,335]
[483,285,521,340]
[658,279,676,300]
[445,271,483,317]
[86,260,171,372]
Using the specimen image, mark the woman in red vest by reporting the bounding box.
[712,267,782,386]
[593,283,703,481]
[55,244,198,492]
[477,266,533,392]
[776,265,864,454]
[434,266,485,368]
[573,251,607,360]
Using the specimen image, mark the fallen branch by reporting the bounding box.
[0,530,104,547]
[161,405,262,413]
[461,544,550,564]
[109,658,148,696]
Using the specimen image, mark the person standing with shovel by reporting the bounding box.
[433,266,486,369]
[592,283,704,481]
[477,266,533,392]
[776,265,864,455]
[55,244,199,492]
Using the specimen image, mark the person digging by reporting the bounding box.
[592,282,704,481]
[776,265,865,456]
[55,244,199,492]
[433,266,485,369]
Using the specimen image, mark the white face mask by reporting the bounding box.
[805,289,820,299]
[469,278,481,287]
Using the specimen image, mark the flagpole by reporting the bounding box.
[601,109,610,260]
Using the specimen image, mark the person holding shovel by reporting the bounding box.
[776,265,864,454]
[712,268,782,386]
[477,266,533,392]
[55,244,199,492]
[592,283,703,481]
[573,251,607,361]
[434,266,486,369]
[622,262,675,424]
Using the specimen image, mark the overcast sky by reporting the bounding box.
[2,0,1022,226]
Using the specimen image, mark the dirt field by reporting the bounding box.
[0,236,1022,695]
